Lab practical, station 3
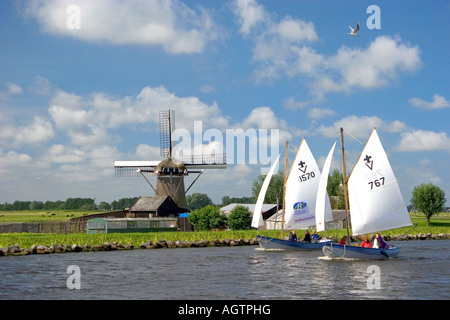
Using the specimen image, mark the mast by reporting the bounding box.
[340,128,351,245]
[281,141,288,239]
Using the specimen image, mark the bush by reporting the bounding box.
[228,205,252,230]
[188,205,227,231]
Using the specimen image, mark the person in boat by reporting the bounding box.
[339,236,348,245]
[303,230,311,243]
[360,235,372,248]
[311,230,321,243]
[375,233,389,249]
[288,229,297,242]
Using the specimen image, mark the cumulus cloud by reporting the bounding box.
[232,1,421,101]
[408,94,449,110]
[316,115,407,139]
[0,116,55,147]
[24,0,222,54]
[308,108,335,120]
[45,144,84,163]
[0,82,23,98]
[233,0,269,35]
[396,130,450,152]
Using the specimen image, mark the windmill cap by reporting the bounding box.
[156,157,186,172]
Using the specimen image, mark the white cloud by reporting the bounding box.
[283,97,310,110]
[322,36,422,94]
[396,130,450,152]
[200,84,216,94]
[232,1,422,100]
[45,144,84,163]
[24,0,222,54]
[0,149,33,179]
[274,17,318,43]
[0,116,55,147]
[6,82,23,95]
[308,108,335,120]
[0,82,23,98]
[28,76,53,96]
[316,115,407,139]
[408,94,449,110]
[233,0,268,35]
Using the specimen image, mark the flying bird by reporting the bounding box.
[348,22,360,36]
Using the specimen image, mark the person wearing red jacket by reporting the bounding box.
[360,235,372,248]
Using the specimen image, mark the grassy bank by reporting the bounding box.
[1,211,449,249]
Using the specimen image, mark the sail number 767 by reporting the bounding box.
[368,177,385,189]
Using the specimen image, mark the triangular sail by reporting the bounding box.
[315,141,336,232]
[348,129,412,235]
[252,154,281,229]
[284,138,321,230]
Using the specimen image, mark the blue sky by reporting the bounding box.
[0,0,449,206]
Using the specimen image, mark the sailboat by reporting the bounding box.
[321,128,413,259]
[253,138,333,250]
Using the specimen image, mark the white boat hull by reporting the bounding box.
[322,243,400,260]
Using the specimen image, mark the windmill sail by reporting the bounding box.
[284,138,321,230]
[315,141,336,232]
[252,154,281,229]
[347,129,412,235]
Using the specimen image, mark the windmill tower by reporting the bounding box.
[114,110,227,214]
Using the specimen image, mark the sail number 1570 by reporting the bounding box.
[298,171,315,182]
[368,177,385,189]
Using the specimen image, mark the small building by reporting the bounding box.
[220,203,279,220]
[86,217,178,234]
[128,195,192,231]
[129,195,186,217]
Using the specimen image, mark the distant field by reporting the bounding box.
[0,210,97,223]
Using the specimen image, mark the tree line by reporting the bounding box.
[0,197,139,211]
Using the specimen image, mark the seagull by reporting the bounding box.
[348,22,360,36]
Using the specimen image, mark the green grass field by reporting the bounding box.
[0,210,91,222]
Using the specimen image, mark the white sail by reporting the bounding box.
[348,129,412,235]
[315,141,336,232]
[252,154,281,229]
[284,138,321,230]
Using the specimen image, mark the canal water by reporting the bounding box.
[0,240,448,300]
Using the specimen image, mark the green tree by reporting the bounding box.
[251,171,284,204]
[188,205,227,231]
[1,202,13,211]
[29,201,44,210]
[221,196,231,206]
[186,193,213,210]
[327,169,343,196]
[98,202,111,211]
[411,183,446,227]
[227,205,252,230]
[221,196,255,206]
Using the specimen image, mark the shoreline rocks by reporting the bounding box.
[1,234,449,257]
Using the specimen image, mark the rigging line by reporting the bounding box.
[343,130,364,145]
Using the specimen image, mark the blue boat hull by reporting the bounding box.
[256,235,331,251]
[322,243,400,260]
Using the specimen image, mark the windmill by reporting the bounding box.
[114,110,227,214]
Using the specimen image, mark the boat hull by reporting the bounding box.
[322,243,400,260]
[256,235,331,251]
